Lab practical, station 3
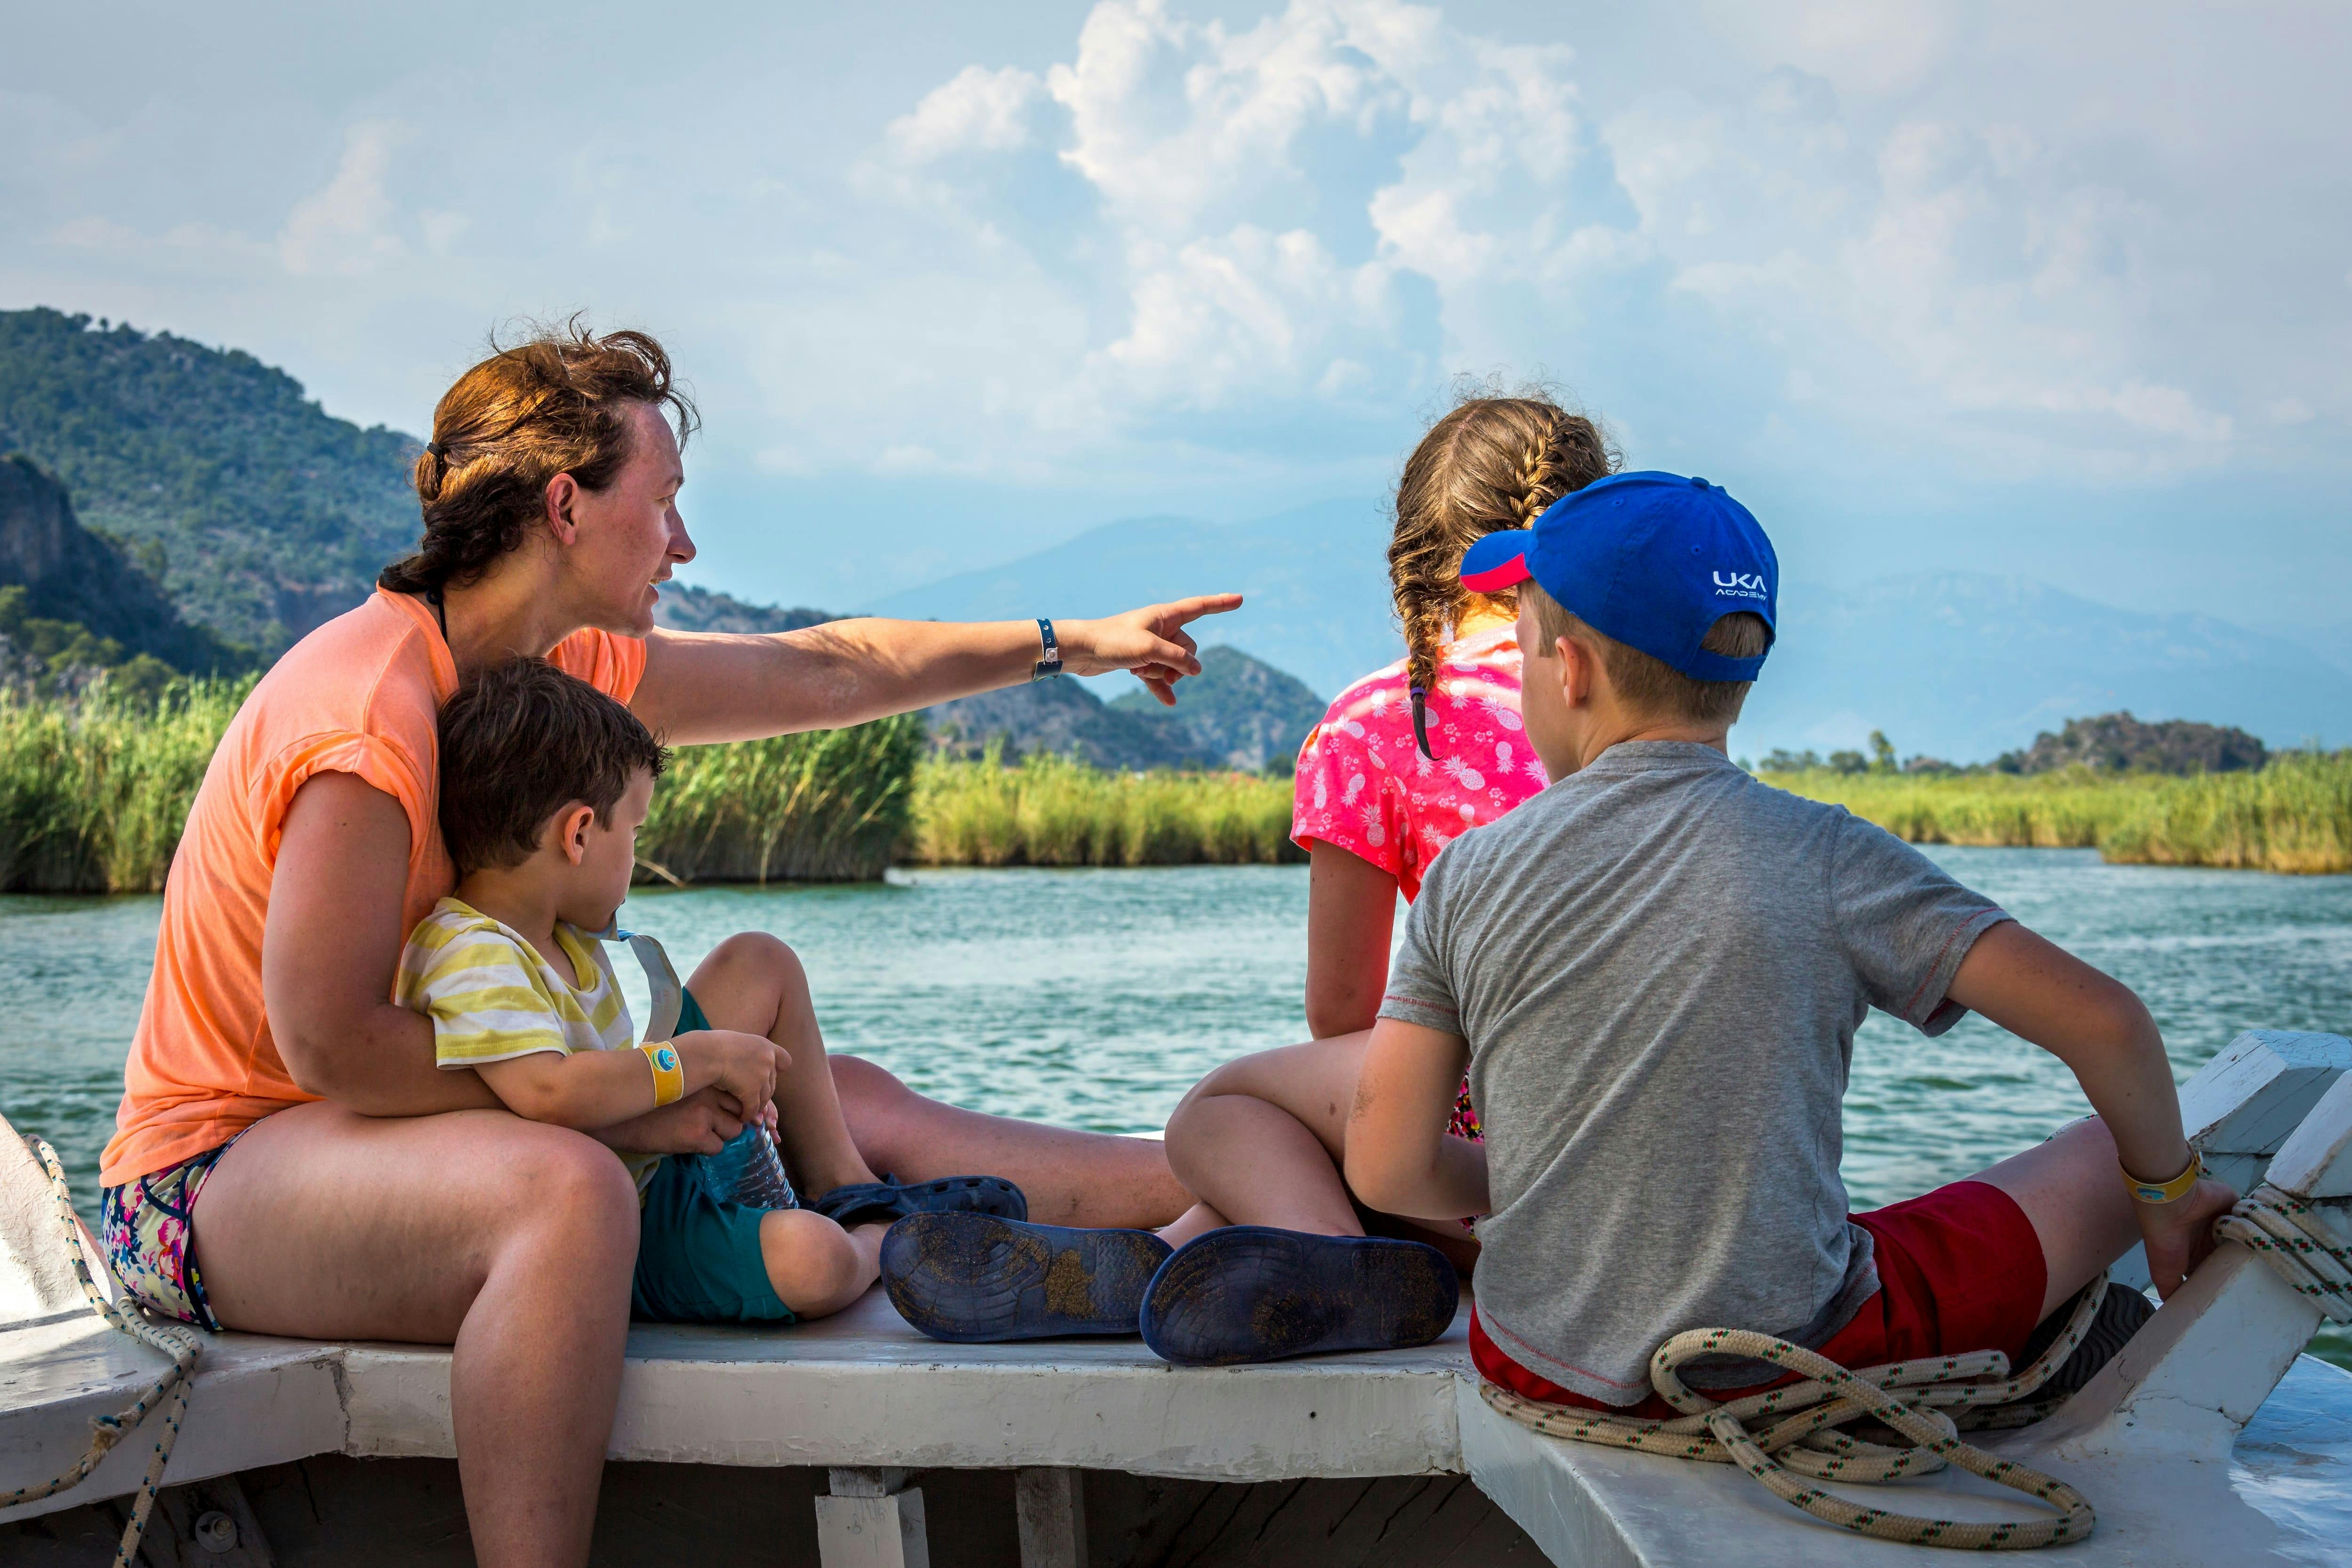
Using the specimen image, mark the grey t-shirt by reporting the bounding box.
[1380,742,2010,1406]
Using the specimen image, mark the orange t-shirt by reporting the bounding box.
[100,590,647,1187]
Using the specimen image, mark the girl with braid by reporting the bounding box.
[879,393,1617,1362]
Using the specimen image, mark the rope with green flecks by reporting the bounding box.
[1,1137,202,1568]
[1480,1277,2106,1550]
[2217,1183,2352,1323]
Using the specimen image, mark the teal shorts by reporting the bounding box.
[631,990,798,1326]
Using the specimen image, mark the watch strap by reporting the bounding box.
[1031,618,1063,681]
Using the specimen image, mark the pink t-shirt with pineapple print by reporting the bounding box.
[1290,626,1549,901]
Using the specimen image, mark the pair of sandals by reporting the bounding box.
[810,1172,1028,1229]
[879,1212,1460,1366]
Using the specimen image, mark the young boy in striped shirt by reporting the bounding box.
[397,657,1020,1326]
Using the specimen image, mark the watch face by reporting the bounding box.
[655,1045,679,1072]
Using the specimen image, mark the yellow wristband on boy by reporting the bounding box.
[2122,1153,2201,1204]
[638,1040,685,1108]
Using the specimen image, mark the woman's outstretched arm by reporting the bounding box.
[630,595,1241,745]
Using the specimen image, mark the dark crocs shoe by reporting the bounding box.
[1138,1226,1459,1367]
[882,1212,1171,1343]
[2028,1279,2158,1397]
[812,1173,1028,1229]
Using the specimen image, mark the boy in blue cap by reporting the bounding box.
[1319,471,2235,1405]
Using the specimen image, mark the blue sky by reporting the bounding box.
[4,0,2347,655]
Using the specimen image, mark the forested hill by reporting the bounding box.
[0,308,421,655]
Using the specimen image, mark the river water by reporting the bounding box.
[3,848,2346,1364]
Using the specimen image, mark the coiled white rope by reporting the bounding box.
[1481,1278,2107,1549]
[1484,1179,2352,1551]
[0,1138,202,1568]
[2217,1183,2352,1324]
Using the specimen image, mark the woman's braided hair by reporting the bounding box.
[1390,390,1616,753]
[380,319,698,596]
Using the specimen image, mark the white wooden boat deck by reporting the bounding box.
[0,1287,1470,1510]
[6,1028,2351,1566]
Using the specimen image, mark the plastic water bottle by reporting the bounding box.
[701,1125,798,1211]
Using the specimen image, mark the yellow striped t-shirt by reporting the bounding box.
[395,897,655,1188]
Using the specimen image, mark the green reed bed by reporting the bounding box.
[908,751,1301,868]
[2099,751,2352,874]
[0,686,928,892]
[1766,755,2352,874]
[638,713,925,884]
[1763,768,2162,850]
[0,679,251,893]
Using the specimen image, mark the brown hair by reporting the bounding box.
[438,657,669,876]
[381,320,698,596]
[1391,389,1616,753]
[1523,582,1771,727]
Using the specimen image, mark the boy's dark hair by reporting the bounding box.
[1524,582,1770,727]
[438,657,668,876]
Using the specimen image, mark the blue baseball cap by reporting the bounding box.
[1459,470,1777,681]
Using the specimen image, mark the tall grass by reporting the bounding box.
[1765,755,2352,874]
[1764,768,2163,849]
[0,686,928,891]
[2101,751,2352,873]
[8,681,2340,888]
[0,679,251,892]
[639,714,924,884]
[908,750,1301,868]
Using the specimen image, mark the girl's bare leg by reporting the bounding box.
[192,1103,639,1568]
[830,1056,1192,1227]
[1163,1032,1373,1236]
[1162,1032,1482,1268]
[687,933,878,1195]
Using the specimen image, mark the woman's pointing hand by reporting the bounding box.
[1062,593,1245,705]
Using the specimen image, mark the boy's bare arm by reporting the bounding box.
[474,1029,779,1132]
[1945,920,2236,1293]
[1343,1018,1489,1221]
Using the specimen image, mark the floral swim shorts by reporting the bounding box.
[98,1131,245,1331]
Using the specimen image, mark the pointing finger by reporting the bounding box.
[1160,593,1243,625]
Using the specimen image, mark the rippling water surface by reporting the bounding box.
[4,848,2347,1363]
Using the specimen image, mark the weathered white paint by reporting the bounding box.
[814,1484,930,1568]
[1462,1357,2352,1568]
[2113,1030,2348,1291]
[0,1128,111,1324]
[8,1060,2350,1567]
[2266,1068,2352,1200]
[1014,1467,1087,1568]
[332,1294,1468,1479]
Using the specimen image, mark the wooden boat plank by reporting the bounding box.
[341,1290,1471,1479]
[1460,1354,2352,1568]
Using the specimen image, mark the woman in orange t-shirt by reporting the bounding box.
[99,325,1231,1568]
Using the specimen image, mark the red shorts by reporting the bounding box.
[1470,1179,2047,1418]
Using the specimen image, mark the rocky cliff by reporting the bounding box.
[0,454,243,676]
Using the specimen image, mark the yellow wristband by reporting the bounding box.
[2122,1152,2201,1204]
[638,1040,685,1108]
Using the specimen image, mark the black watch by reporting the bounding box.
[1031,618,1063,681]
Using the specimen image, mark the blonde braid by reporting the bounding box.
[1515,416,1563,524]
[1388,392,1619,758]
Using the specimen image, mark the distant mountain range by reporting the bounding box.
[1741,573,2352,763]
[865,509,2352,761]
[5,306,2342,763]
[861,499,1397,705]
[652,585,1324,770]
